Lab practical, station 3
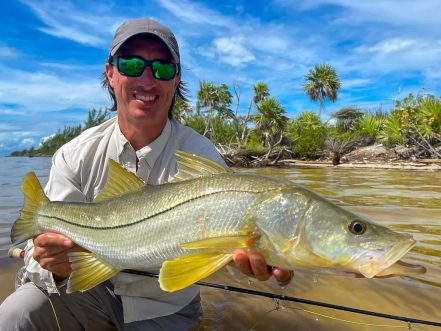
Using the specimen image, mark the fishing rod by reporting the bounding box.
[8,247,441,328]
[123,269,441,328]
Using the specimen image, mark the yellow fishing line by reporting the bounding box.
[32,282,62,331]
[290,306,425,331]
[46,295,62,331]
[251,298,425,331]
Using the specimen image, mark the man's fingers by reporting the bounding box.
[232,250,293,284]
[249,252,271,281]
[38,255,69,270]
[272,267,293,286]
[34,246,71,259]
[233,249,252,275]
[34,233,75,249]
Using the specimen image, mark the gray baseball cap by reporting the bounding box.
[109,18,180,63]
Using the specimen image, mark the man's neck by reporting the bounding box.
[118,116,168,151]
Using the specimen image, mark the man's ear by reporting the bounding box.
[105,62,115,88]
[174,71,181,90]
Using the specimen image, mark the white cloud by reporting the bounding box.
[0,124,19,131]
[351,38,441,75]
[357,38,417,54]
[341,78,373,89]
[19,0,124,47]
[0,66,109,112]
[40,134,55,145]
[156,0,233,27]
[21,138,35,148]
[0,45,21,57]
[275,0,441,28]
[0,131,38,150]
[211,36,256,67]
[0,108,25,116]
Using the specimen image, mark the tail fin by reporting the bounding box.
[11,172,49,244]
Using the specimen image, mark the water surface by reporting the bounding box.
[1,157,440,330]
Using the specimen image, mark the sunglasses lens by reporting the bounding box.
[152,61,177,80]
[118,57,145,77]
[116,57,177,80]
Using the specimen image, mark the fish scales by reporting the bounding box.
[34,175,282,269]
[38,173,285,229]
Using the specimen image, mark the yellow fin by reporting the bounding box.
[159,252,233,292]
[172,150,228,182]
[67,252,120,293]
[11,172,49,244]
[94,159,145,202]
[182,235,257,250]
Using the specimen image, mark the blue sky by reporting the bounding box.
[1,0,440,156]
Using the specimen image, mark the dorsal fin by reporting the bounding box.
[172,150,228,182]
[94,160,145,202]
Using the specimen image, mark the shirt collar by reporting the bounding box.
[114,119,172,169]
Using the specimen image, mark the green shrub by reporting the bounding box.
[286,111,326,159]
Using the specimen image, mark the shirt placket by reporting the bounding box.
[136,157,151,183]
[119,144,137,175]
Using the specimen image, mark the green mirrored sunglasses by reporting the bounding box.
[112,56,179,80]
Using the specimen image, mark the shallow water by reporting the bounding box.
[1,158,440,330]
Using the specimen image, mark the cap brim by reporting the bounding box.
[110,32,179,63]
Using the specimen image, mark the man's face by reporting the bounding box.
[105,36,180,127]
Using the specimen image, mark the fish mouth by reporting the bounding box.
[357,237,416,278]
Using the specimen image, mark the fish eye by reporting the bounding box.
[348,220,367,235]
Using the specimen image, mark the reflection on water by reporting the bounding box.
[0,157,51,258]
[247,166,441,208]
[1,158,440,330]
[199,165,441,330]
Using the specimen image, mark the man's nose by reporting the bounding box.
[139,66,156,85]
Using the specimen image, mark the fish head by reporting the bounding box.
[298,192,416,277]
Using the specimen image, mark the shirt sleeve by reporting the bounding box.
[24,147,87,294]
[44,148,88,202]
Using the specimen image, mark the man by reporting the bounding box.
[0,18,292,330]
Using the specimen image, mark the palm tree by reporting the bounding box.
[234,81,271,147]
[172,97,193,124]
[253,81,270,105]
[253,97,287,159]
[197,81,233,137]
[303,64,341,118]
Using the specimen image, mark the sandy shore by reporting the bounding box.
[276,159,441,171]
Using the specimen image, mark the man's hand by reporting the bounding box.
[33,233,84,282]
[233,249,293,285]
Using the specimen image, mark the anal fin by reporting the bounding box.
[159,252,233,292]
[67,252,120,293]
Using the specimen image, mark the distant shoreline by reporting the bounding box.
[274,159,441,171]
[5,155,441,171]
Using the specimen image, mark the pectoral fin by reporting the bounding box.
[67,252,120,293]
[159,252,233,292]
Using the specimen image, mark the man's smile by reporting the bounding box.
[135,94,157,102]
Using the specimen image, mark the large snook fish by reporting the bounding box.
[11,151,425,294]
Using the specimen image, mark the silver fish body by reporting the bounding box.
[11,152,422,293]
